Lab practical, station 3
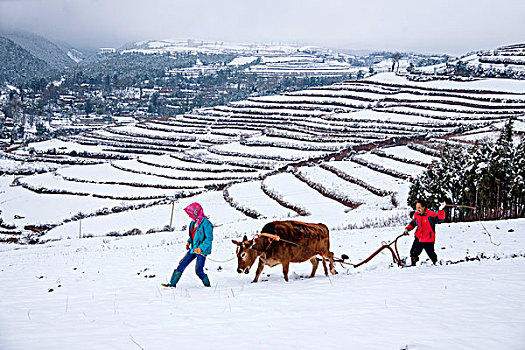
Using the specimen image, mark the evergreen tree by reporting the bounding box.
[408,142,469,218]
[36,123,48,136]
[407,159,443,212]
[407,177,423,209]
[438,143,470,219]
[489,117,515,217]
[465,141,494,218]
[511,137,525,216]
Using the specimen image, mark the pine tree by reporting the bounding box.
[489,117,515,217]
[439,143,470,220]
[407,177,423,209]
[407,159,444,212]
[408,143,470,219]
[466,141,495,219]
[511,136,525,216]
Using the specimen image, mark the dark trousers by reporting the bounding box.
[176,251,207,279]
[410,238,438,264]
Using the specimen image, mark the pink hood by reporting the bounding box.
[184,202,207,227]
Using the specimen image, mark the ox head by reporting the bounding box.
[232,235,261,274]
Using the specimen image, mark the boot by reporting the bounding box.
[162,270,182,288]
[411,257,419,266]
[200,275,211,287]
[431,255,438,265]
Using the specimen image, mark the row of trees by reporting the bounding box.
[408,118,524,221]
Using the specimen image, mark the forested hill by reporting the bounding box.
[0,36,50,84]
[0,31,83,84]
[1,31,77,69]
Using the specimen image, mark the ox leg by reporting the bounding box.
[321,255,329,276]
[309,257,319,278]
[329,251,337,275]
[252,258,265,283]
[282,261,290,282]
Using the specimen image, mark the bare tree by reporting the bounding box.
[390,52,403,72]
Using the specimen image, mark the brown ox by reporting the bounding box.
[232,221,337,282]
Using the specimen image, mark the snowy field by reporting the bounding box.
[226,180,296,218]
[1,218,524,350]
[1,72,525,349]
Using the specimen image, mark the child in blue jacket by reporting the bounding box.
[162,202,213,288]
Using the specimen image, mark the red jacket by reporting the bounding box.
[406,209,445,243]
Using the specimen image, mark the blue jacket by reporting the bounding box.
[187,217,213,256]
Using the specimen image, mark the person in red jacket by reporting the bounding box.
[404,199,446,266]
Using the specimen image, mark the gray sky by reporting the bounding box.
[1,0,524,55]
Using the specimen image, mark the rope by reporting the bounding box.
[445,203,501,246]
[477,213,501,246]
[205,255,237,263]
[444,204,477,210]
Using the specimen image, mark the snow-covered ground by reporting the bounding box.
[380,145,439,165]
[0,176,154,228]
[324,159,412,204]
[226,180,296,218]
[227,56,258,66]
[354,152,426,178]
[1,218,524,350]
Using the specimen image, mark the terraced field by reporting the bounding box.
[414,43,525,77]
[1,72,524,242]
[246,55,363,78]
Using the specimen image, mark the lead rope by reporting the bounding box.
[205,255,237,263]
[477,217,501,246]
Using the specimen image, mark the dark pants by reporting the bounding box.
[410,238,438,265]
[176,251,207,279]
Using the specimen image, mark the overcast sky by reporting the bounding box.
[0,0,524,55]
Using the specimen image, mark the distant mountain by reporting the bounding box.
[1,31,79,69]
[0,36,50,84]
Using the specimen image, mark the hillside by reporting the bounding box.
[1,31,78,69]
[0,31,83,84]
[0,36,50,84]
